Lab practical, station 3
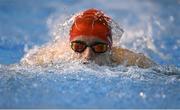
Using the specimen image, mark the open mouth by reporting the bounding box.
[82,60,91,64]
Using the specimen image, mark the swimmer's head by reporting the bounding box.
[69,8,112,64]
[69,8,112,47]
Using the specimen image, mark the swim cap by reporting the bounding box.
[69,8,112,46]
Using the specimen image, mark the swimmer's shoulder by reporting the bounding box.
[111,46,157,68]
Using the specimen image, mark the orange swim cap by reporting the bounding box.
[69,8,112,46]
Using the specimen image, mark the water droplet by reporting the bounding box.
[139,91,146,99]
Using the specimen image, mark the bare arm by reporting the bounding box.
[111,47,156,68]
[21,40,70,65]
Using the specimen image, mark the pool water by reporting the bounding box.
[0,0,180,109]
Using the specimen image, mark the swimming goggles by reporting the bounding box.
[70,40,109,53]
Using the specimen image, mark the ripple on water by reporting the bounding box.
[0,63,180,108]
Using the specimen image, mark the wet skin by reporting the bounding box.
[70,35,156,68]
[70,36,111,64]
[21,36,156,68]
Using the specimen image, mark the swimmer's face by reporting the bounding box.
[70,36,111,65]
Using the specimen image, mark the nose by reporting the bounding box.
[83,47,94,61]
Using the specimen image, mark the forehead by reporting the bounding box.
[71,36,106,43]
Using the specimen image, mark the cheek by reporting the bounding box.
[79,52,98,60]
[94,53,111,63]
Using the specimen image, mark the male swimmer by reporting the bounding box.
[21,8,156,68]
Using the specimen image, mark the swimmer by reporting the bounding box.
[21,8,156,68]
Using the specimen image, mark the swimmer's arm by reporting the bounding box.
[21,40,71,66]
[20,47,55,65]
[111,47,156,68]
[20,42,63,65]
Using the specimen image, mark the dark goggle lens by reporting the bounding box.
[71,42,86,53]
[92,44,108,53]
